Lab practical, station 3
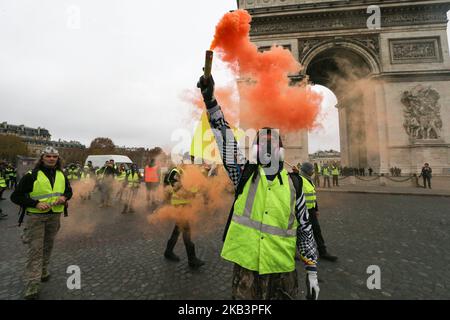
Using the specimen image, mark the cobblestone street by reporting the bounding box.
[1,189,449,300]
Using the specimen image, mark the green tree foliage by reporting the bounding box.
[0,134,29,162]
[88,137,116,155]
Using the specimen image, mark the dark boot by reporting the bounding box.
[186,245,204,269]
[121,205,128,214]
[24,281,40,300]
[188,257,205,269]
[165,225,180,262]
[128,206,135,213]
[320,251,338,262]
[164,250,180,262]
[41,269,51,282]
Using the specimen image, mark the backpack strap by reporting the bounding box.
[18,169,40,227]
[288,172,304,200]
[235,162,258,197]
[222,162,258,242]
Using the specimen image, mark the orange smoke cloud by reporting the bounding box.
[147,165,233,234]
[211,9,322,132]
[181,86,239,126]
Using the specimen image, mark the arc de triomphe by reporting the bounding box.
[238,0,450,175]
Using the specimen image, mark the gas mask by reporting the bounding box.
[251,128,285,174]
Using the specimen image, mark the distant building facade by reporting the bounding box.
[309,150,341,166]
[1,121,51,141]
[1,121,85,157]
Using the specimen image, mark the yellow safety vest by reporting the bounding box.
[332,167,339,176]
[301,176,317,210]
[27,170,66,214]
[0,171,6,188]
[127,172,140,188]
[5,168,13,179]
[170,191,191,206]
[116,171,127,182]
[96,169,103,180]
[67,168,79,180]
[221,167,299,275]
[80,172,91,181]
[323,167,330,176]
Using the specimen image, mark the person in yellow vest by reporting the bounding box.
[98,161,117,208]
[122,164,141,214]
[10,164,18,190]
[198,74,319,300]
[331,162,340,187]
[314,162,321,187]
[5,164,13,189]
[80,166,93,200]
[115,164,128,202]
[0,162,7,200]
[163,165,205,269]
[322,163,331,188]
[297,162,338,262]
[0,162,8,219]
[66,163,81,182]
[94,162,107,193]
[11,147,73,300]
[144,158,160,210]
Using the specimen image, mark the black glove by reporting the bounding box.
[197,75,216,108]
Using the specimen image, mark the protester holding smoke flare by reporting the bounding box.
[197,75,320,300]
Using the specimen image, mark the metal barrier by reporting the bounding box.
[384,176,414,183]
[355,175,380,182]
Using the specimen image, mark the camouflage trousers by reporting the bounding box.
[22,214,61,286]
[231,264,299,300]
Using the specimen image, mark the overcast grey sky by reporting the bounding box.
[1,1,449,154]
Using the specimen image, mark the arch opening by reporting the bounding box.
[306,47,377,169]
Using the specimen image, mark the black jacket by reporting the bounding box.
[421,167,432,178]
[100,166,117,178]
[11,165,73,210]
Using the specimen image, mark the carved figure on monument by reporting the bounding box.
[402,85,443,140]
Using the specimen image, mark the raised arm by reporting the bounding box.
[197,76,246,188]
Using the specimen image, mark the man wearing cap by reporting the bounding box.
[11,147,73,299]
[296,162,337,262]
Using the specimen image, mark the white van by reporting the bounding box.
[85,155,133,169]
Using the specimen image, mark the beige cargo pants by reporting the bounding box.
[22,214,61,286]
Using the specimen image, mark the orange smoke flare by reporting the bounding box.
[211,9,322,132]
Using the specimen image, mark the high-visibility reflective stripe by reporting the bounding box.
[31,192,63,200]
[242,174,260,218]
[232,215,296,238]
[241,169,298,230]
[306,200,316,203]
[304,193,316,197]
